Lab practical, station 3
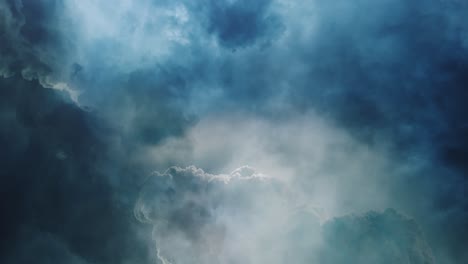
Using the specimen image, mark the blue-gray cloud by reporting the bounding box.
[321,209,434,264]
[135,166,435,264]
[1,0,468,263]
[206,0,283,48]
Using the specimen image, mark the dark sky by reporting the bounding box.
[1,0,467,263]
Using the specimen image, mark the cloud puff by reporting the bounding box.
[134,165,298,263]
[139,113,394,216]
[134,165,278,232]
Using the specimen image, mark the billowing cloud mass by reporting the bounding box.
[135,166,281,263]
[135,166,434,264]
[1,0,468,263]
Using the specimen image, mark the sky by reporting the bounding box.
[1,0,467,263]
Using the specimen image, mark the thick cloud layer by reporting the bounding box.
[1,0,468,263]
[135,166,281,263]
[0,77,155,264]
[135,166,435,264]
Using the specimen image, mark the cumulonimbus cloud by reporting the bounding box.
[135,165,434,264]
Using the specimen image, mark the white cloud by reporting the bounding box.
[140,112,395,216]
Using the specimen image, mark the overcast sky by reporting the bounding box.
[1,0,468,263]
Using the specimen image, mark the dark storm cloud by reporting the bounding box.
[205,0,283,48]
[0,0,49,78]
[89,64,196,147]
[0,0,78,100]
[1,0,468,263]
[0,76,155,264]
[281,2,468,261]
[6,230,88,264]
[154,2,468,259]
[293,0,468,140]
